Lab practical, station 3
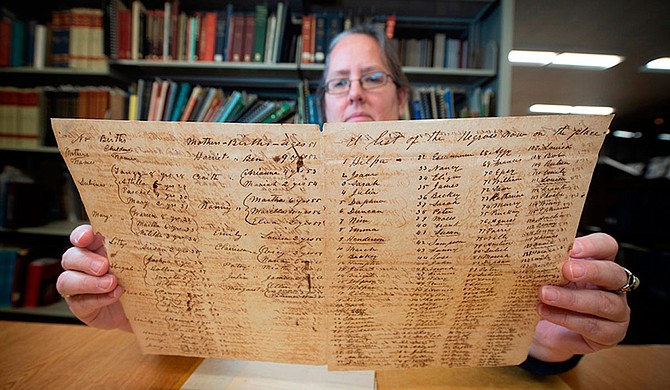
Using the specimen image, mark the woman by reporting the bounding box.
[58,24,634,374]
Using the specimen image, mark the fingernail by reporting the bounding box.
[570,262,585,278]
[90,260,105,274]
[570,240,583,257]
[109,286,122,298]
[541,286,559,302]
[97,275,113,290]
[73,231,83,245]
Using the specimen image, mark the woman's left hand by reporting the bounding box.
[529,233,632,362]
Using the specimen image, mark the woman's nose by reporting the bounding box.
[348,79,365,103]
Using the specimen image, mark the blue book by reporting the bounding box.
[443,88,454,118]
[412,99,422,119]
[162,80,178,121]
[25,20,36,66]
[223,4,234,61]
[10,19,25,67]
[170,82,192,121]
[216,91,242,122]
[306,94,319,124]
[214,9,228,62]
[0,248,19,307]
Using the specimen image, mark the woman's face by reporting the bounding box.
[324,34,406,123]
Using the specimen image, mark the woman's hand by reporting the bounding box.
[57,224,132,332]
[529,233,631,362]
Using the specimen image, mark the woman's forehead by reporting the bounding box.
[328,35,386,75]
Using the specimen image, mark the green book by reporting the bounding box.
[252,4,268,62]
[261,101,296,123]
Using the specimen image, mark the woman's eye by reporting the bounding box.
[366,73,383,83]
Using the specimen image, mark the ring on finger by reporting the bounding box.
[612,267,640,294]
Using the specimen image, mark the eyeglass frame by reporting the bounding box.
[323,71,397,95]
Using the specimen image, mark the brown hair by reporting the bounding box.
[319,23,410,108]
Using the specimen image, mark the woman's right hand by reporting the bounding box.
[57,224,132,332]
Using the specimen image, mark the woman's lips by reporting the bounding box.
[346,113,374,122]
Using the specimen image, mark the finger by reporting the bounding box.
[537,303,628,347]
[61,247,110,276]
[70,224,107,254]
[56,269,117,297]
[530,322,599,359]
[539,285,630,322]
[65,287,124,323]
[563,259,631,291]
[570,233,618,261]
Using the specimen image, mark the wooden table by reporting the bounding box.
[0,321,201,389]
[1,320,669,389]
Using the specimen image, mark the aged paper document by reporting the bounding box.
[55,121,327,364]
[52,115,612,370]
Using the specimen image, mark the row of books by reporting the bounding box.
[131,78,299,124]
[408,86,496,120]
[0,83,494,149]
[398,35,471,69]
[2,4,487,70]
[0,86,126,147]
[111,0,297,64]
[0,87,44,147]
[110,1,486,69]
[0,7,106,70]
[0,246,62,308]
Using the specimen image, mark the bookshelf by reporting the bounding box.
[0,0,512,322]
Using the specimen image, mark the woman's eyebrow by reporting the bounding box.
[360,66,382,74]
[329,65,383,78]
[329,69,351,77]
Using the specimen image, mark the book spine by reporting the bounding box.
[313,13,326,63]
[252,4,267,62]
[242,14,255,62]
[213,10,227,62]
[230,14,244,62]
[300,14,312,64]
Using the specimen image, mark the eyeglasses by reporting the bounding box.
[324,71,394,95]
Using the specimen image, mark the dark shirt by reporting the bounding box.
[519,354,583,375]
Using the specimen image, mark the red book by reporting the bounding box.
[230,14,244,62]
[300,14,313,64]
[23,258,63,307]
[201,11,217,61]
[242,14,255,62]
[117,8,131,59]
[179,85,202,121]
[385,15,396,40]
[0,18,12,67]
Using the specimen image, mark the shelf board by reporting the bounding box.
[0,66,111,76]
[112,60,302,88]
[0,299,79,324]
[404,67,497,85]
[0,145,60,154]
[111,60,496,87]
[113,59,298,71]
[1,220,88,237]
[0,67,127,87]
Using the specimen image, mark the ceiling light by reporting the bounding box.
[611,130,642,139]
[529,104,572,114]
[507,50,557,65]
[508,50,624,69]
[552,53,624,69]
[658,133,670,141]
[570,106,615,115]
[529,104,614,115]
[645,57,670,70]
